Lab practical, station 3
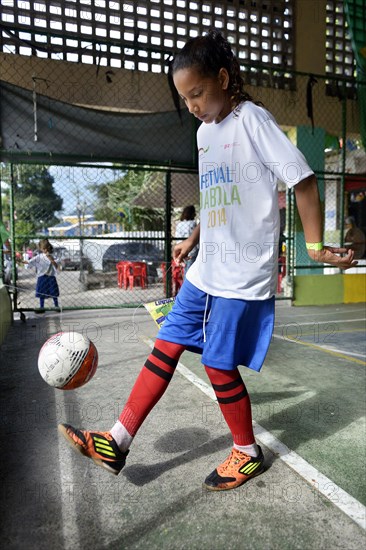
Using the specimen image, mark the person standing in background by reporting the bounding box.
[24,238,60,311]
[344,216,365,259]
[175,205,199,275]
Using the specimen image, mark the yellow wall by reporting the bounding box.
[294,274,366,306]
[343,274,366,303]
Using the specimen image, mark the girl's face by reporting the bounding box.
[173,66,232,124]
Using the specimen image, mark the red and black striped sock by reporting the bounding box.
[205,366,255,446]
[119,339,185,437]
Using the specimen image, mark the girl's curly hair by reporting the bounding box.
[168,29,258,118]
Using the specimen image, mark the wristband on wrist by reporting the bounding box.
[306,242,323,251]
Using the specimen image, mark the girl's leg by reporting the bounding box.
[58,280,205,474]
[39,297,45,308]
[50,277,59,307]
[111,339,185,450]
[203,365,264,490]
[204,365,258,453]
[58,338,186,474]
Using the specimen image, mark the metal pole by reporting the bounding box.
[32,75,38,142]
[77,202,86,288]
[286,186,294,300]
[164,170,172,297]
[9,164,17,309]
[0,172,4,283]
[339,85,347,248]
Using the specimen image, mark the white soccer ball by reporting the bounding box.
[38,332,98,390]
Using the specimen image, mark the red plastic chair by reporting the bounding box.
[117,261,132,289]
[126,262,148,289]
[161,261,185,295]
[172,263,184,294]
[277,255,286,293]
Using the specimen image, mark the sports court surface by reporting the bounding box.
[0,301,365,549]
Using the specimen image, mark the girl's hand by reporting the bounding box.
[173,239,193,265]
[307,246,358,270]
[173,223,200,265]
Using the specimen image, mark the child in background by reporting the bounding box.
[58,30,356,491]
[175,204,199,275]
[25,238,60,311]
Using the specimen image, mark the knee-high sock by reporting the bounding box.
[205,366,255,446]
[118,339,185,438]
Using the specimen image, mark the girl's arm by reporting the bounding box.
[173,224,200,264]
[23,256,36,268]
[294,175,357,269]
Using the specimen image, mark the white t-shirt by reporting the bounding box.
[26,253,58,277]
[176,219,197,240]
[176,219,199,257]
[187,101,314,300]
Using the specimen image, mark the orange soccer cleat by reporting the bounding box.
[58,423,129,475]
[204,446,264,491]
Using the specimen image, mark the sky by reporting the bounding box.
[49,164,122,216]
[0,164,123,218]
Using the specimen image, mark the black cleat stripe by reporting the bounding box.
[151,347,178,368]
[145,359,174,381]
[216,388,248,404]
[68,425,87,445]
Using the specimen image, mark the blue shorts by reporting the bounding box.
[158,279,275,371]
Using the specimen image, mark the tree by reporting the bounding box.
[89,178,118,223]
[6,165,63,249]
[91,170,165,231]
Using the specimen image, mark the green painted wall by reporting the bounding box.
[293,273,366,305]
[295,125,325,275]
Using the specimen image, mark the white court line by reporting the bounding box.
[312,345,365,360]
[56,391,80,550]
[275,308,366,320]
[311,344,365,359]
[48,318,80,550]
[143,337,366,531]
[275,317,366,328]
[272,333,366,361]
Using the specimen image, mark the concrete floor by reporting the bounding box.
[0,301,365,549]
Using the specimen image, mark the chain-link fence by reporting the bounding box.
[286,75,366,272]
[0,163,201,311]
[1,49,365,311]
